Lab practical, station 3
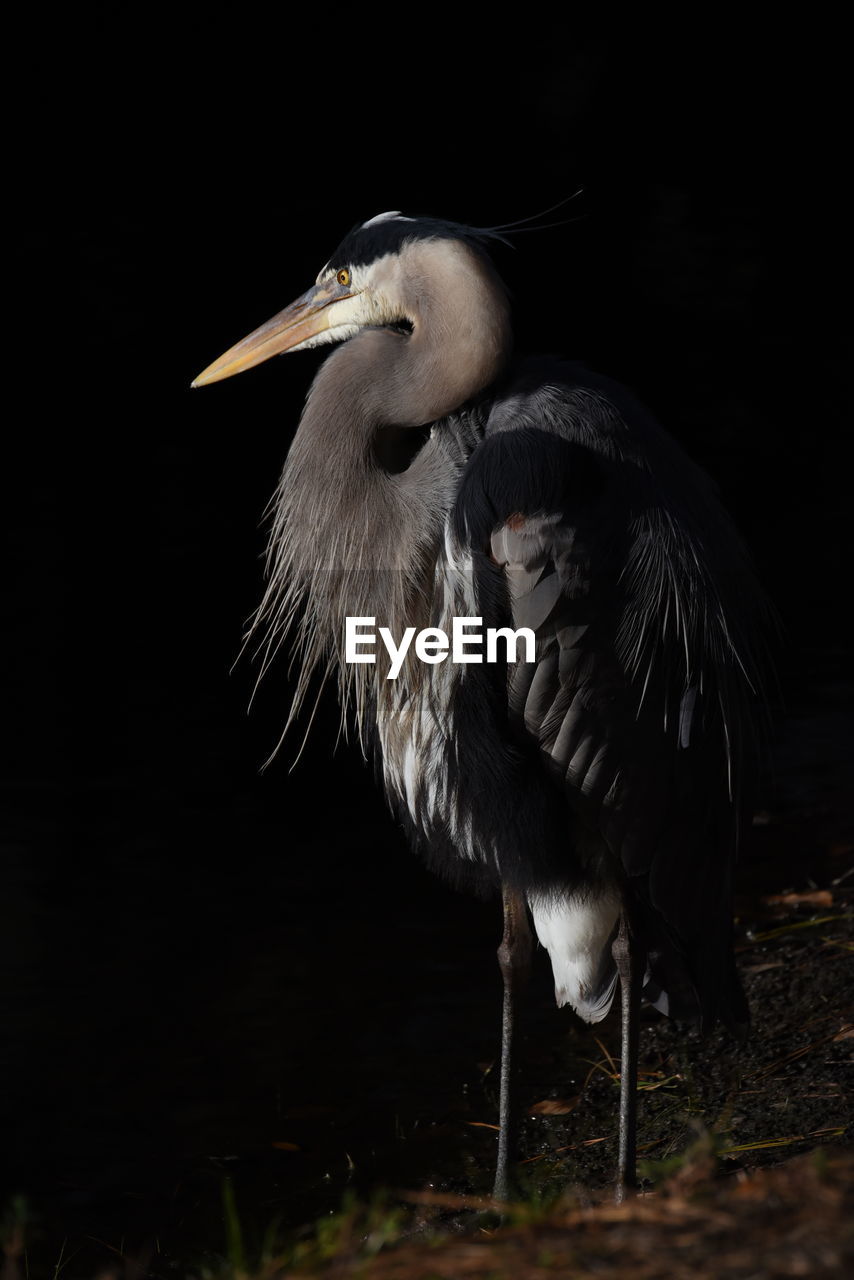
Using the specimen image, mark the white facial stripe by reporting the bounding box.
[306,257,412,342]
[321,288,377,332]
[285,322,362,355]
[311,240,489,354]
[288,260,402,351]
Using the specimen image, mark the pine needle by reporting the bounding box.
[746,913,852,943]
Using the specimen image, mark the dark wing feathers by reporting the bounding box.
[452,361,768,1029]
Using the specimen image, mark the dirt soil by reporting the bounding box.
[272,699,853,1278]
[280,1150,854,1279]
[1,700,850,1278]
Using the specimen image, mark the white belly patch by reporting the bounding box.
[529,890,621,1022]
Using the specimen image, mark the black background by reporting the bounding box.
[4,15,851,1265]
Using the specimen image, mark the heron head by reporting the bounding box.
[191,212,506,388]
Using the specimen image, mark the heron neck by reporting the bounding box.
[258,251,510,735]
[362,242,512,428]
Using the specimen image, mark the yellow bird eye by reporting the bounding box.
[337,268,351,287]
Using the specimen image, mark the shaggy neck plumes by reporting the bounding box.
[250,239,512,750]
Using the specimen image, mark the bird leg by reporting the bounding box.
[494,883,533,1202]
[612,909,642,1201]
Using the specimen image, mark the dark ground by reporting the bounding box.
[3,17,852,1278]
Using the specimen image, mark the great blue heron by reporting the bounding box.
[193,211,767,1201]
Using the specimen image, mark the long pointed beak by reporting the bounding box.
[191,283,351,387]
